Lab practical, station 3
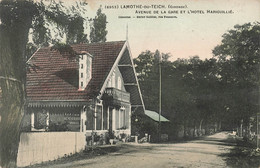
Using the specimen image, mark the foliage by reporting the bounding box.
[0,1,38,167]
[50,43,77,58]
[131,112,159,142]
[222,139,260,168]
[90,8,108,43]
[48,121,69,132]
[0,1,107,167]
[134,22,260,140]
[213,22,260,129]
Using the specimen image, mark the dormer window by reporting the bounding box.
[78,52,93,90]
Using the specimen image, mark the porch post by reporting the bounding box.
[81,107,87,132]
[107,106,109,130]
[129,105,131,134]
[46,111,49,129]
[119,108,121,129]
[112,109,116,130]
[94,104,97,130]
[31,112,34,130]
[101,105,104,130]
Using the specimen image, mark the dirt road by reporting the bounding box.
[36,132,236,168]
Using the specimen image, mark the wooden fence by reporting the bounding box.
[17,132,85,167]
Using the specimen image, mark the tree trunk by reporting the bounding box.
[218,120,222,131]
[0,26,25,168]
[183,121,188,138]
[240,119,243,137]
[214,121,218,133]
[193,120,197,137]
[0,4,33,166]
[199,119,203,136]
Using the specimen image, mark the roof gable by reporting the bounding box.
[98,41,145,113]
[26,41,126,101]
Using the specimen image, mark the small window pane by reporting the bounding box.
[96,105,102,130]
[103,106,108,130]
[86,107,94,130]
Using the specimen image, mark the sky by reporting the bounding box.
[76,0,260,61]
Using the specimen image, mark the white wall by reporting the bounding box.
[17,132,86,167]
[106,67,126,91]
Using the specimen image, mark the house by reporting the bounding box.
[23,41,145,139]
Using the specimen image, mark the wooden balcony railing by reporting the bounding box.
[103,88,130,104]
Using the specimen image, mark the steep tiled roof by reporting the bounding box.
[26,41,126,101]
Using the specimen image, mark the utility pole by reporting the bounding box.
[257,37,260,149]
[257,113,259,148]
[91,99,95,146]
[158,54,162,142]
[126,23,128,41]
[257,36,260,149]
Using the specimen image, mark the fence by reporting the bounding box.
[17,132,85,167]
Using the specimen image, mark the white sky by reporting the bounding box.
[75,0,260,61]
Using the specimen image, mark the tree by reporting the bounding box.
[134,51,222,138]
[134,50,171,111]
[0,1,89,167]
[90,7,108,43]
[213,22,260,132]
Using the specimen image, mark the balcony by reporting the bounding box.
[103,88,130,106]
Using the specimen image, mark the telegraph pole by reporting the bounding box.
[158,54,162,142]
[126,23,128,41]
[257,36,260,149]
[257,57,260,148]
[257,113,259,148]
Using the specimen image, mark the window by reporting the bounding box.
[118,77,122,90]
[96,105,102,130]
[34,112,47,129]
[107,78,111,87]
[86,56,92,82]
[86,106,94,130]
[81,81,83,87]
[103,107,108,130]
[81,73,83,78]
[81,64,83,69]
[111,72,115,88]
[120,108,126,129]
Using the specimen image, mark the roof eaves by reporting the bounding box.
[26,48,40,63]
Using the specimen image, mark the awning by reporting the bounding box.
[145,110,170,122]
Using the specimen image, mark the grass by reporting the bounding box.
[221,138,260,168]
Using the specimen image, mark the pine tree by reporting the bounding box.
[90,8,108,43]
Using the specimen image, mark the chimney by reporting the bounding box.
[78,52,93,90]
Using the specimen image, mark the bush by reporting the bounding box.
[48,121,69,131]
